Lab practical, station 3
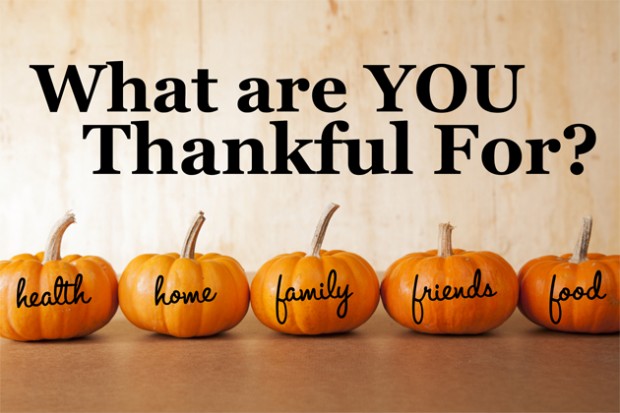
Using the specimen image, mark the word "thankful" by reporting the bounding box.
[16,274,92,308]
[275,269,353,324]
[411,269,497,324]
[549,270,606,324]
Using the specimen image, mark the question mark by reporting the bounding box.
[564,124,596,175]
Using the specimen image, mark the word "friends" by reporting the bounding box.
[412,269,497,324]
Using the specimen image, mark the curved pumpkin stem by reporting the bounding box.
[569,216,593,264]
[181,211,206,259]
[438,223,454,257]
[309,203,340,257]
[43,211,76,263]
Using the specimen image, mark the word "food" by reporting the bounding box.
[549,270,606,324]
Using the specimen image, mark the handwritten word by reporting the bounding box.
[549,270,606,324]
[16,274,92,308]
[411,269,497,324]
[275,269,353,325]
[154,275,217,306]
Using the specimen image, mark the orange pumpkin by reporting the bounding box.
[251,203,380,335]
[119,211,249,338]
[518,217,619,333]
[0,212,118,341]
[381,223,519,334]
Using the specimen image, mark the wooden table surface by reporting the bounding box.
[1,306,618,412]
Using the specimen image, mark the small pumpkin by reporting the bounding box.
[381,223,519,334]
[0,212,118,341]
[119,211,249,338]
[518,217,619,333]
[251,203,379,335]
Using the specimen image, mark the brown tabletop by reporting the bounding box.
[1,306,618,413]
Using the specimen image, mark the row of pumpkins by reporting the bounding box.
[0,204,618,341]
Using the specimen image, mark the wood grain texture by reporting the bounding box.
[1,308,619,412]
[0,0,618,274]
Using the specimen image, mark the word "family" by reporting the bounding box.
[275,269,353,324]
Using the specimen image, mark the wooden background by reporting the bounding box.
[0,0,618,274]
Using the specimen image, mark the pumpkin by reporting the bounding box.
[0,212,118,341]
[518,217,619,333]
[381,223,519,334]
[251,203,380,335]
[118,211,249,338]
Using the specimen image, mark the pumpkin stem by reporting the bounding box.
[438,223,454,257]
[309,203,340,257]
[569,216,593,264]
[43,211,76,263]
[181,211,206,259]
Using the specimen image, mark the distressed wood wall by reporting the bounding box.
[0,0,618,274]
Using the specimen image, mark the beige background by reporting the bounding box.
[0,0,618,274]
